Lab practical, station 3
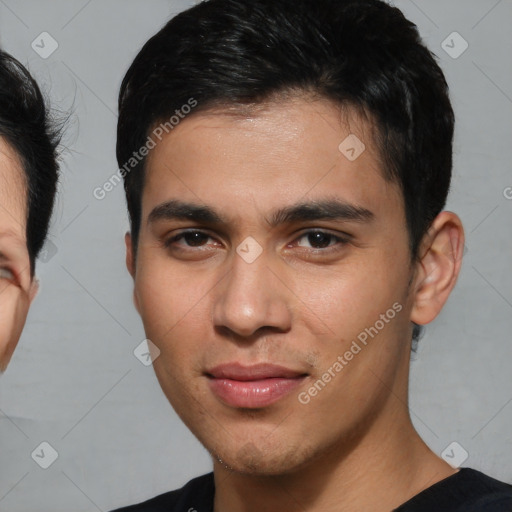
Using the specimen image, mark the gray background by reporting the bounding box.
[0,1,511,510]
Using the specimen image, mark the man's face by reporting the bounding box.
[0,138,35,371]
[129,98,417,474]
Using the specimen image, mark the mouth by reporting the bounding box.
[206,362,308,408]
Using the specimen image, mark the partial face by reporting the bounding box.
[0,138,35,372]
[129,98,418,474]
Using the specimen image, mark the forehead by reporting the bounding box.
[0,137,27,241]
[142,97,400,222]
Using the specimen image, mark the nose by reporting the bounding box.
[212,250,292,339]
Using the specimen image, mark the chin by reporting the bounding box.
[209,435,318,476]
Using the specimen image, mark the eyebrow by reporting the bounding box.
[148,200,222,225]
[267,199,374,227]
[147,198,374,228]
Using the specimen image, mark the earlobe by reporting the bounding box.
[410,211,465,327]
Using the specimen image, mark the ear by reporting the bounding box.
[0,287,31,373]
[124,232,140,314]
[410,211,465,327]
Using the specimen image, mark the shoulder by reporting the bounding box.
[110,473,214,512]
[460,469,512,512]
[396,468,512,512]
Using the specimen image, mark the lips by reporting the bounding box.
[206,363,307,408]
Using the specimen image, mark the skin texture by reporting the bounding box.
[126,97,465,512]
[0,137,37,372]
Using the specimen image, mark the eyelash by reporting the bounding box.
[164,229,350,253]
[164,230,220,250]
[291,230,350,251]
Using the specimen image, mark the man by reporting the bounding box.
[0,49,60,372]
[113,0,512,510]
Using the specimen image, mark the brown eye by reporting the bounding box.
[305,232,333,248]
[165,230,219,249]
[181,231,210,247]
[295,230,347,249]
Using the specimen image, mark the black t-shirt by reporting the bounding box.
[112,468,512,512]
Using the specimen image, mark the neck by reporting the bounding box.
[213,406,456,512]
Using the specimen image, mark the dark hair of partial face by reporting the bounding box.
[0,49,60,276]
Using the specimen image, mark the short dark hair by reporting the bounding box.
[0,49,60,275]
[117,0,454,260]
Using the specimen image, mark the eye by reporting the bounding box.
[165,230,220,249]
[0,267,15,281]
[294,230,348,249]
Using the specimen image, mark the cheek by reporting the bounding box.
[134,263,217,378]
[0,289,29,371]
[0,321,15,370]
[292,257,407,338]
[135,256,212,336]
